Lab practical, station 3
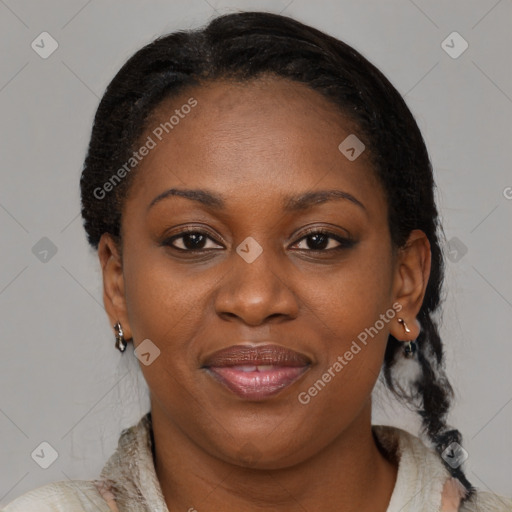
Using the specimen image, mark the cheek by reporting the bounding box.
[121,253,214,406]
[308,243,394,336]
[297,243,394,396]
[122,248,212,351]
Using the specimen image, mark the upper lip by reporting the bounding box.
[202,344,312,367]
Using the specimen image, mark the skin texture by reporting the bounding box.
[98,77,431,512]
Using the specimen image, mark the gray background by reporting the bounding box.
[1,0,511,506]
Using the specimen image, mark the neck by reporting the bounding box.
[151,398,397,512]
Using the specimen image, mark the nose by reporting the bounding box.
[214,243,300,326]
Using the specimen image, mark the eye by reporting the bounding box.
[163,228,223,251]
[291,229,355,252]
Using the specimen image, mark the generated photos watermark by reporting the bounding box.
[298,302,403,405]
[93,97,198,200]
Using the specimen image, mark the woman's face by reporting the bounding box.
[99,77,426,468]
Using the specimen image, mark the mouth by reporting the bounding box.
[201,344,312,401]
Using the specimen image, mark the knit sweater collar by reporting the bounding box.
[96,412,462,512]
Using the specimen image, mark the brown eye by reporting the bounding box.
[164,230,223,251]
[292,229,355,252]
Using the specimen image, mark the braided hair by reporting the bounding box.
[80,11,474,501]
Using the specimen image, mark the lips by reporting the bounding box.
[202,344,311,400]
[202,344,312,367]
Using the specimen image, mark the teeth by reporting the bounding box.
[256,365,274,371]
[232,365,258,372]
[231,365,276,372]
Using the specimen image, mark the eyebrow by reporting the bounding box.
[147,187,366,213]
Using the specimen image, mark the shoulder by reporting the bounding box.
[461,489,512,511]
[1,480,112,512]
[372,425,512,512]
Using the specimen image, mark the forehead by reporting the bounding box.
[123,77,384,214]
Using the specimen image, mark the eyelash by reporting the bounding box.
[162,227,355,253]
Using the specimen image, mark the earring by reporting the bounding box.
[397,318,417,358]
[114,321,127,353]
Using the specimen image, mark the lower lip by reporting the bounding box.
[205,365,309,400]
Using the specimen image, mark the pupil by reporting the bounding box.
[309,234,328,250]
[184,233,205,249]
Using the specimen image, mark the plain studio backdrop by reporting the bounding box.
[0,0,511,506]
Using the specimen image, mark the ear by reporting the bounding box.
[97,233,133,341]
[390,229,431,341]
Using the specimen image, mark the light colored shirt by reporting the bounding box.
[2,412,511,511]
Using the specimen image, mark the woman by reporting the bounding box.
[3,11,510,512]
